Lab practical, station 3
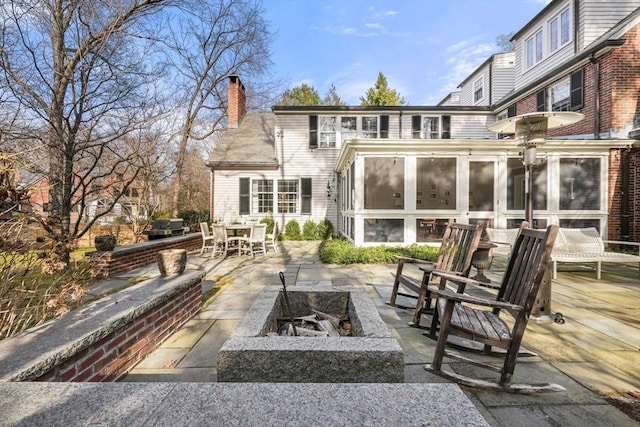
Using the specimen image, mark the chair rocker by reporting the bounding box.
[387,222,485,328]
[424,223,564,393]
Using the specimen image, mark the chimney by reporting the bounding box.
[228,75,246,128]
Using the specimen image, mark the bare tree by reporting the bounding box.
[163,0,273,217]
[0,0,172,270]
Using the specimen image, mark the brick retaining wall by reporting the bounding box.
[90,233,202,278]
[0,271,205,382]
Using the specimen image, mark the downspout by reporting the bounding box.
[489,59,493,105]
[209,169,215,222]
[590,54,600,139]
[399,107,403,138]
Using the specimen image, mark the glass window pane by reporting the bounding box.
[469,161,494,211]
[319,116,336,148]
[341,117,357,142]
[277,179,298,213]
[561,9,570,45]
[252,179,273,214]
[362,117,378,138]
[416,158,456,210]
[364,157,404,209]
[559,158,600,210]
[422,117,439,139]
[507,157,547,210]
[364,218,404,242]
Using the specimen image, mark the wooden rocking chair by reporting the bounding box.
[387,222,485,327]
[424,223,564,393]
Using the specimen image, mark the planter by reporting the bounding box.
[158,249,187,276]
[95,235,116,252]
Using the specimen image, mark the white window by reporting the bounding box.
[252,179,273,214]
[361,117,378,138]
[319,116,336,148]
[473,76,484,103]
[550,79,570,111]
[277,180,298,213]
[549,7,571,53]
[526,29,543,69]
[341,117,357,143]
[422,117,440,139]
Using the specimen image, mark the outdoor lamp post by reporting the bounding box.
[488,112,583,323]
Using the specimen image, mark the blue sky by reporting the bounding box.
[262,0,550,105]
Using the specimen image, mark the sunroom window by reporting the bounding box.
[416,158,456,209]
[341,117,357,142]
[559,158,600,210]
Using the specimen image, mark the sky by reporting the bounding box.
[262,0,551,105]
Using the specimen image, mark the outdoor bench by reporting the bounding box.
[551,227,640,279]
[487,226,640,279]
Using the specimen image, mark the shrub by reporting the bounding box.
[178,210,210,231]
[317,218,333,239]
[259,217,275,234]
[302,221,318,240]
[283,220,301,240]
[318,239,439,264]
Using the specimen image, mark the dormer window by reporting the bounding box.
[525,28,543,69]
[473,76,484,103]
[549,7,571,54]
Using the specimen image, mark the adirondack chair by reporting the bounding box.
[387,222,485,328]
[424,223,563,393]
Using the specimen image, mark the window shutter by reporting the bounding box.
[536,89,546,111]
[441,115,451,139]
[309,115,318,149]
[412,115,421,138]
[570,69,584,111]
[301,178,312,214]
[507,105,517,117]
[380,115,389,138]
[239,178,250,215]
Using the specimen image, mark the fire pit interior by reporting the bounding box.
[216,285,404,383]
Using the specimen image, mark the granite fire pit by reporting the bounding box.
[216,285,404,383]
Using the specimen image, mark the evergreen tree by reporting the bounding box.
[277,83,321,105]
[323,84,346,106]
[360,72,405,106]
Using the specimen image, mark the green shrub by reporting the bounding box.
[302,221,318,240]
[177,210,210,231]
[283,220,301,240]
[259,217,275,234]
[317,218,333,239]
[318,239,439,264]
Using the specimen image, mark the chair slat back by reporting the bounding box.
[212,224,227,242]
[200,222,211,238]
[252,224,267,241]
[436,222,484,275]
[497,223,558,314]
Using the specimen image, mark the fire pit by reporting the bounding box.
[216,285,404,383]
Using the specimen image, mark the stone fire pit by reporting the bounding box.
[216,285,404,383]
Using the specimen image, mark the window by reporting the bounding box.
[559,158,600,210]
[319,116,336,148]
[361,117,378,138]
[341,117,357,143]
[473,76,484,103]
[364,219,404,242]
[526,29,543,69]
[560,8,570,45]
[301,178,312,215]
[364,157,404,209]
[278,180,298,213]
[548,8,571,54]
[251,179,273,214]
[412,116,441,139]
[468,161,494,211]
[416,158,456,210]
[550,79,570,111]
[506,157,547,211]
[309,115,318,149]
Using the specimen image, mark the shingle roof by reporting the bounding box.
[208,112,277,169]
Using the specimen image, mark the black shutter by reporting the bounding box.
[536,89,546,111]
[441,115,451,139]
[412,115,421,138]
[301,178,312,214]
[309,115,318,149]
[239,178,250,215]
[507,105,517,117]
[570,69,584,111]
[380,115,389,139]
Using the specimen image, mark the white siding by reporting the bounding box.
[491,53,515,103]
[458,67,491,106]
[450,115,495,139]
[579,0,640,49]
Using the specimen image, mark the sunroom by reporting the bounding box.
[334,138,625,246]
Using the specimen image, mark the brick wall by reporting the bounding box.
[90,233,201,278]
[33,279,202,382]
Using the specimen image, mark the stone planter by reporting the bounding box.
[94,235,116,252]
[157,249,187,276]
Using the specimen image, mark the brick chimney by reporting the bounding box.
[228,75,246,128]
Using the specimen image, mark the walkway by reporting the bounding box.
[118,241,639,426]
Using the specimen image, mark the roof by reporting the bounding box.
[207,112,277,169]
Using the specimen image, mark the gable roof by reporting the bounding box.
[207,112,277,170]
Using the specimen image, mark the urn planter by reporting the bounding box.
[94,235,116,252]
[157,249,187,276]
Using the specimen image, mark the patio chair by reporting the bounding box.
[387,221,485,328]
[232,225,253,257]
[199,222,217,255]
[424,223,563,393]
[265,222,279,253]
[211,224,232,258]
[248,224,267,257]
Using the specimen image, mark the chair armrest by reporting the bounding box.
[603,240,640,255]
[395,255,434,265]
[432,288,523,311]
